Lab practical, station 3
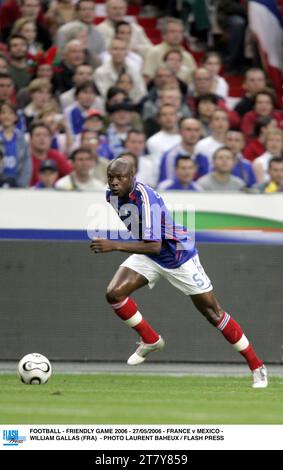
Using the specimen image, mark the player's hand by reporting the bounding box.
[90,238,117,253]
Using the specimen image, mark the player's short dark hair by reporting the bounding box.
[268,156,283,169]
[70,146,93,161]
[117,150,137,161]
[75,81,97,97]
[29,121,52,136]
[213,146,233,159]
[175,155,193,168]
[116,151,138,170]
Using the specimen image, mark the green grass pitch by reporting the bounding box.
[0,374,282,424]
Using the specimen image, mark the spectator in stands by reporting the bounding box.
[29,122,72,186]
[0,148,18,187]
[97,0,152,57]
[80,129,109,184]
[124,129,155,187]
[143,85,192,138]
[7,34,31,91]
[195,94,218,137]
[94,38,146,103]
[253,129,283,183]
[59,64,99,110]
[53,40,86,93]
[159,117,208,184]
[241,90,283,140]
[163,48,192,86]
[216,0,247,74]
[11,17,43,57]
[146,103,181,179]
[100,20,144,73]
[143,17,196,83]
[234,68,267,118]
[98,100,135,160]
[0,102,31,187]
[194,108,229,168]
[255,157,283,193]
[0,54,9,74]
[116,148,154,187]
[198,147,245,191]
[226,129,256,188]
[158,155,201,191]
[116,72,141,105]
[46,0,77,38]
[24,78,52,129]
[191,67,215,98]
[0,73,16,104]
[189,67,239,128]
[83,110,105,134]
[64,81,104,138]
[243,116,276,162]
[56,0,106,63]
[1,0,52,50]
[55,146,105,191]
[33,159,59,189]
[202,51,229,99]
[38,104,73,156]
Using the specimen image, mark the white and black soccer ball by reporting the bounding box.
[18,353,52,385]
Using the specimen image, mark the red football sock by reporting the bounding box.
[109,297,160,344]
[217,312,263,371]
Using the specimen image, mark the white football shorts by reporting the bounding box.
[120,253,213,296]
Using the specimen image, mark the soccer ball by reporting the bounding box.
[18,353,52,385]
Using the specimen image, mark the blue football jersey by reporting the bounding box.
[106,180,197,269]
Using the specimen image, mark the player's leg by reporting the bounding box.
[106,264,164,364]
[190,291,268,388]
[161,254,267,387]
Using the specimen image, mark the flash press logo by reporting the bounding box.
[3,429,26,446]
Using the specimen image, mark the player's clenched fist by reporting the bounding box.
[90,238,117,253]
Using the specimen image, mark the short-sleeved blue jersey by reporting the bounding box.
[106,180,197,269]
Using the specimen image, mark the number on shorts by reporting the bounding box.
[192,273,205,287]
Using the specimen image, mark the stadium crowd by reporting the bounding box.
[0,0,282,193]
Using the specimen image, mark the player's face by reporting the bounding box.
[107,167,134,197]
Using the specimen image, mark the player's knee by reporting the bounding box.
[206,307,223,325]
[105,286,124,304]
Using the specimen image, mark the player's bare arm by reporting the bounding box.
[90,239,161,254]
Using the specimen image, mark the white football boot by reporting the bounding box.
[127,336,165,365]
[252,365,268,388]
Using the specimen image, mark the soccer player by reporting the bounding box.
[90,158,268,388]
